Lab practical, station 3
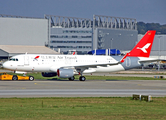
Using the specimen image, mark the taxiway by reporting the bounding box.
[0,80,166,97]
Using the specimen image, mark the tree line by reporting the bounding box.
[137,22,166,34]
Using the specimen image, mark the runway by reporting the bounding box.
[0,89,166,97]
[0,80,166,97]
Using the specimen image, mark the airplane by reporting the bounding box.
[3,30,157,81]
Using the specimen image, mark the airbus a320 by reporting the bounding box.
[3,30,157,81]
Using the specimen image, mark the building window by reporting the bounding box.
[63,30,92,33]
[51,41,92,43]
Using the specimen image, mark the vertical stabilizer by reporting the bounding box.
[128,30,156,57]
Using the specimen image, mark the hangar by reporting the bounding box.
[45,15,138,54]
[0,14,138,55]
[0,14,165,59]
[0,15,48,46]
[0,14,58,62]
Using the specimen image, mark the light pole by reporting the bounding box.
[111,38,113,49]
[158,36,162,71]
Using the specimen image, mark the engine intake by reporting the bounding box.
[57,68,74,78]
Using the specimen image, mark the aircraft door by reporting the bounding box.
[126,57,131,67]
[24,55,29,65]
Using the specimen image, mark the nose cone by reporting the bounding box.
[3,61,10,69]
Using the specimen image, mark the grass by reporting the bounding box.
[0,97,166,120]
[24,72,166,80]
[1,72,166,119]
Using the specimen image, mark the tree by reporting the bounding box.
[137,22,166,34]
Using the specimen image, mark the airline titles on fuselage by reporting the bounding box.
[38,56,77,60]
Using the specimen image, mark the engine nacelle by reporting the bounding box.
[41,72,57,77]
[57,68,74,78]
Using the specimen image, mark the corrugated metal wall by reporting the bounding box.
[0,17,48,46]
[94,29,138,51]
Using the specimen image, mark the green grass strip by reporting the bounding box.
[7,72,166,80]
[0,97,165,120]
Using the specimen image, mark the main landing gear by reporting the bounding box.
[68,70,86,81]
[68,76,86,81]
[79,76,86,81]
[69,76,75,81]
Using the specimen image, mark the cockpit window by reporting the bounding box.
[9,58,18,61]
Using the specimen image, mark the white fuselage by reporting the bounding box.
[3,54,129,73]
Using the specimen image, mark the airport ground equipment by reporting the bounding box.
[0,73,34,81]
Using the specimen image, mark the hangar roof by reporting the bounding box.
[0,45,60,57]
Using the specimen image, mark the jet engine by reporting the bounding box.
[41,72,57,77]
[57,68,74,78]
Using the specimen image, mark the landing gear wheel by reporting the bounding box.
[29,76,34,81]
[12,75,18,80]
[79,76,86,81]
[69,76,75,81]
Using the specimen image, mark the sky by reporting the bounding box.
[0,0,165,25]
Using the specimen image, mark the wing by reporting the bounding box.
[139,58,165,64]
[50,55,127,73]
[73,61,120,70]
[63,54,127,74]
[65,53,128,69]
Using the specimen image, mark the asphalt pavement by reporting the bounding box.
[0,69,166,98]
[0,80,166,97]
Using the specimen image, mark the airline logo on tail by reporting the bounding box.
[127,30,156,57]
[137,43,151,53]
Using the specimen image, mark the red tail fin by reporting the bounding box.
[128,30,156,57]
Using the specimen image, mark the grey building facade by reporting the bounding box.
[45,15,92,54]
[0,14,48,46]
[50,28,92,54]
[45,15,138,54]
[93,15,137,51]
[1,14,166,60]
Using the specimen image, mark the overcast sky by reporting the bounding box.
[0,0,165,25]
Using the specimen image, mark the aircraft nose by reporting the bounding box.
[3,61,10,69]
